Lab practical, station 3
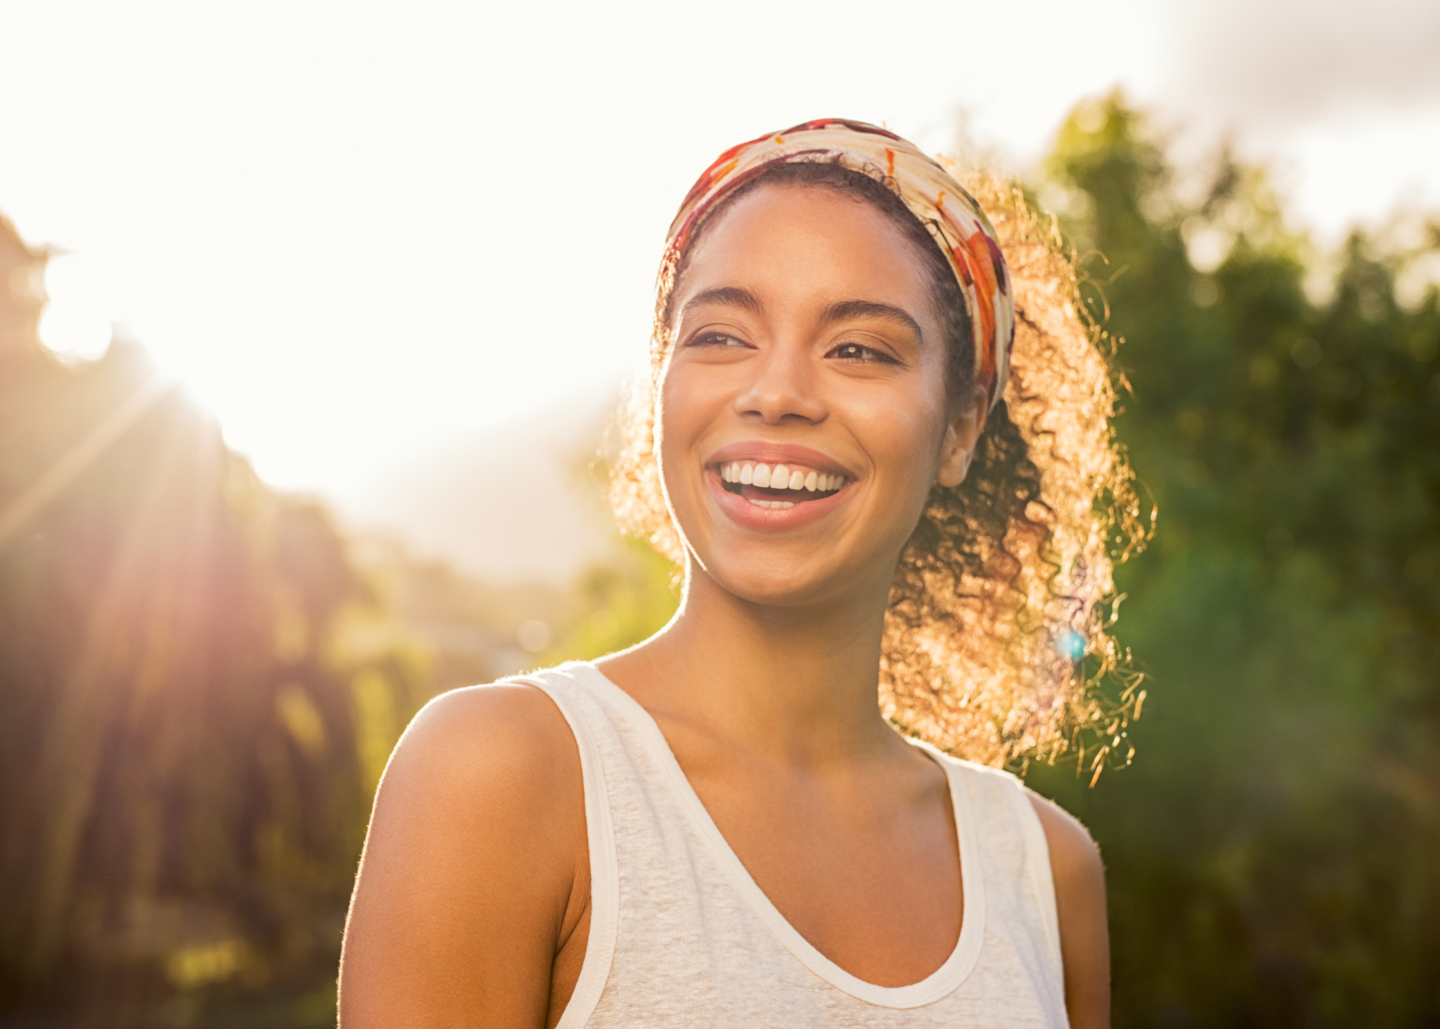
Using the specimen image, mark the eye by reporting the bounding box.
[687,331,753,350]
[827,341,898,364]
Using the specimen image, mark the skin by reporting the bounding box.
[339,185,1110,1028]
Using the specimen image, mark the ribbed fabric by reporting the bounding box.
[512,662,1069,1028]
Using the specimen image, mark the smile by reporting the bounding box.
[717,461,847,509]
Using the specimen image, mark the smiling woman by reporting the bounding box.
[616,131,1144,769]
[338,119,1143,1029]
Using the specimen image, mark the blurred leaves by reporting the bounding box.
[1026,93,1440,1027]
[543,536,679,664]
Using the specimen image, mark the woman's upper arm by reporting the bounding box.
[1027,791,1110,1029]
[339,684,586,1029]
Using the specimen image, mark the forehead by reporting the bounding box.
[675,184,936,313]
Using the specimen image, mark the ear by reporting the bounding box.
[936,385,988,488]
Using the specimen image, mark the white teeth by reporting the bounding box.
[717,460,847,493]
[746,498,795,509]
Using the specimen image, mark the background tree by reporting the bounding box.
[1029,95,1440,1027]
[0,215,429,1022]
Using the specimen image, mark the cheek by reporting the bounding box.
[848,382,950,477]
[655,363,724,481]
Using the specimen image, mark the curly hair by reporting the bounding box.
[609,158,1149,772]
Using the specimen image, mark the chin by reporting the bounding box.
[689,550,873,611]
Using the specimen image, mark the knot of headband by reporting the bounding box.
[667,118,1015,411]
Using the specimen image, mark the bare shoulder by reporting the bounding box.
[363,681,586,865]
[384,681,581,805]
[1024,789,1111,1029]
[339,682,587,1029]
[1025,789,1104,885]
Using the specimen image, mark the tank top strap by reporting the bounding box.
[927,752,1067,1013]
[502,666,621,1028]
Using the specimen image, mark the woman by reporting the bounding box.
[340,119,1139,1028]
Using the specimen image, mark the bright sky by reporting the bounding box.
[5,0,1438,497]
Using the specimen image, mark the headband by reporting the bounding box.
[666,118,1014,410]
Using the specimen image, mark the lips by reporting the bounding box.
[703,442,854,527]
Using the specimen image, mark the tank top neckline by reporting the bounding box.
[563,661,988,1009]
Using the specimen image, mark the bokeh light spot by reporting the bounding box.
[38,255,112,363]
[517,619,553,653]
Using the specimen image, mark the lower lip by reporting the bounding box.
[706,469,849,530]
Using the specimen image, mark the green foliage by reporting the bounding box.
[1027,94,1440,1026]
[544,536,680,664]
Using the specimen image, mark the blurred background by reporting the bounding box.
[2,0,1437,1025]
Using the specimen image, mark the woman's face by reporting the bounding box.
[657,183,985,609]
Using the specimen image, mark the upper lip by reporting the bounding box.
[705,441,854,478]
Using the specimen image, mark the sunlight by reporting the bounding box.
[0,374,177,550]
[38,254,113,363]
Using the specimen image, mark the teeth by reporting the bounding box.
[718,461,847,493]
[746,498,795,509]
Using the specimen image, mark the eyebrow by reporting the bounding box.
[679,286,764,322]
[677,289,924,344]
[821,300,924,344]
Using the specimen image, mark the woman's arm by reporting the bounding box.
[1027,793,1111,1029]
[339,684,589,1029]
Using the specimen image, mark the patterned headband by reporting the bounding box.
[667,118,1014,410]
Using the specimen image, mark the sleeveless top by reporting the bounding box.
[510,662,1069,1028]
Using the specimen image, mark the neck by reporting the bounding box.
[602,556,903,767]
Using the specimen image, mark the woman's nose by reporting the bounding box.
[734,346,827,425]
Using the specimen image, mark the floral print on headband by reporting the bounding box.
[667,118,1015,411]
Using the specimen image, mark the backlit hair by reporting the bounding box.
[610,160,1149,772]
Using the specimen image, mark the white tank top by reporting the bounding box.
[514,662,1069,1028]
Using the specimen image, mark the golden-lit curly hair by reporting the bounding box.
[610,158,1149,773]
